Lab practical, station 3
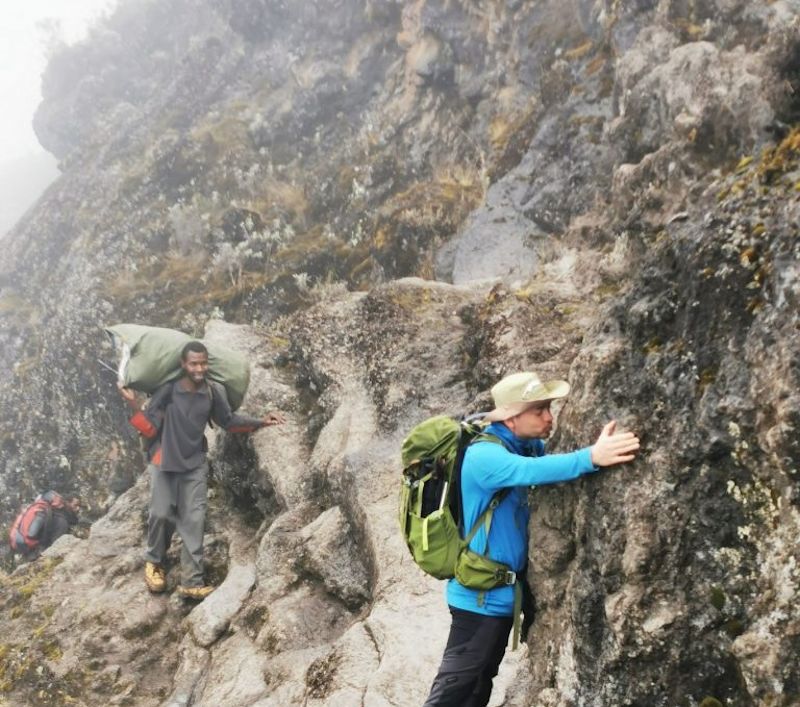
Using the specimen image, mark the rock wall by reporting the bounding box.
[514,133,800,706]
[0,0,799,705]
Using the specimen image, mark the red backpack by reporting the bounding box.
[8,492,65,553]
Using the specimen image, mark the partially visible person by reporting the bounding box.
[8,491,82,559]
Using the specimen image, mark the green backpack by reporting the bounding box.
[399,415,513,585]
[400,415,526,649]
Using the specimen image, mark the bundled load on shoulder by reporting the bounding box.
[104,323,250,410]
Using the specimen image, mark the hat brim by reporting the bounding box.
[484,402,534,423]
[484,379,570,422]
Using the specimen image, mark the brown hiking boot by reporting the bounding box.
[177,585,215,600]
[144,562,166,593]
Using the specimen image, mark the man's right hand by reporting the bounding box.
[117,382,138,408]
[590,421,640,467]
[261,411,286,427]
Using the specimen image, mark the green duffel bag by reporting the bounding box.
[105,324,250,410]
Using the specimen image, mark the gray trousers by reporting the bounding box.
[144,463,208,587]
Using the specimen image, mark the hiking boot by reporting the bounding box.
[144,562,166,593]
[177,585,215,600]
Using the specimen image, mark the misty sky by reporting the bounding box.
[0,0,117,163]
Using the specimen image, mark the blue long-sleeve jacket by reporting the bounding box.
[446,422,597,616]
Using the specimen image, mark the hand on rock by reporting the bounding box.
[590,421,640,467]
[262,411,286,427]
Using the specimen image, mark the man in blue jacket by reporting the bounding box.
[423,371,640,707]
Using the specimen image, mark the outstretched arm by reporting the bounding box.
[210,382,285,432]
[468,420,640,491]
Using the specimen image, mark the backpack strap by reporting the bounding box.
[461,488,511,549]
[206,381,215,429]
[461,430,511,551]
[449,421,477,535]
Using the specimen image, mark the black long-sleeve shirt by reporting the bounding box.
[129,378,263,471]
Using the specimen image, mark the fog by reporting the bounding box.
[0,0,116,236]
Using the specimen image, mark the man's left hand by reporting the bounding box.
[261,411,286,427]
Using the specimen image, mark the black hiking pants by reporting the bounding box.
[423,607,513,707]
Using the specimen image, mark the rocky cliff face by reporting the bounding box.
[1,0,799,705]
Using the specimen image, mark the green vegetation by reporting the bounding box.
[0,560,89,701]
[0,558,62,610]
[719,125,800,201]
[756,127,800,184]
[0,623,88,704]
[387,286,433,313]
[709,586,726,611]
[724,619,744,639]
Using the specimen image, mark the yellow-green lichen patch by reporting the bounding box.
[698,368,717,392]
[0,558,63,610]
[672,18,706,41]
[387,286,433,314]
[643,337,663,355]
[756,126,800,184]
[190,114,252,155]
[102,252,211,303]
[594,281,622,300]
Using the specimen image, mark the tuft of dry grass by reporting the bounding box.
[564,39,593,61]
[250,177,309,224]
[102,253,210,302]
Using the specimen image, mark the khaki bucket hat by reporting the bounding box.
[484,371,570,423]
